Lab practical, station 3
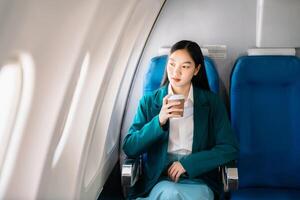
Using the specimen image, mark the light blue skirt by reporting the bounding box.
[136,153,214,200]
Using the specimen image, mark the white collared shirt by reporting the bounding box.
[167,84,194,155]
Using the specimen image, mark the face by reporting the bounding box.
[167,49,200,89]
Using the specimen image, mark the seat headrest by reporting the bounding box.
[247,48,296,56]
[158,47,209,56]
[232,56,300,85]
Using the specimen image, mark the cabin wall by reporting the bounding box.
[0,0,99,199]
[0,0,165,199]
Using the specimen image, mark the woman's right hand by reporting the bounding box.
[159,94,183,126]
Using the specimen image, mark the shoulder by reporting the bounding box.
[194,87,222,104]
[139,86,167,107]
[207,91,224,106]
[194,87,226,113]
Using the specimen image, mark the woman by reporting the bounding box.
[123,40,239,200]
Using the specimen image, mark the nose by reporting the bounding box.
[174,65,181,75]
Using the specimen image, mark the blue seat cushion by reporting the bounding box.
[231,188,300,200]
[143,55,168,94]
[230,56,300,189]
[143,55,219,94]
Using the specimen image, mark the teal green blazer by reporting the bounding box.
[123,85,239,198]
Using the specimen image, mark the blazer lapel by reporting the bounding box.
[192,87,210,152]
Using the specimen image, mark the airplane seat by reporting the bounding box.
[230,53,300,200]
[143,54,219,94]
[122,53,238,199]
[143,55,168,94]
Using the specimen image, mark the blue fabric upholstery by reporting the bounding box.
[205,56,219,94]
[230,56,300,199]
[143,55,168,94]
[143,55,219,94]
[231,188,300,200]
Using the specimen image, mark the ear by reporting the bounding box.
[194,64,201,76]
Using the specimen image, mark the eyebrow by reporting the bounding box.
[169,58,192,64]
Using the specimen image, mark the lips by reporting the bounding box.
[172,77,181,82]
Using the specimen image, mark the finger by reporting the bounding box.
[168,165,178,181]
[172,169,179,182]
[168,163,176,175]
[168,108,183,113]
[175,170,182,182]
[167,163,175,178]
[179,163,186,173]
[170,165,180,180]
[166,101,181,108]
[167,114,182,118]
[164,102,180,112]
[169,168,175,181]
[163,94,171,105]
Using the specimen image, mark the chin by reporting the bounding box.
[170,81,185,88]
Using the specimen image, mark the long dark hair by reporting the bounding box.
[161,40,209,90]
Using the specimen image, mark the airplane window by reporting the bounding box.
[0,53,35,182]
[0,62,22,171]
[52,52,90,168]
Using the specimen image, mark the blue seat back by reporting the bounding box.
[143,55,219,94]
[230,56,300,189]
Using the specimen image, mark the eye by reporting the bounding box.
[169,62,175,67]
[182,65,190,69]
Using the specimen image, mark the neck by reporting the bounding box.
[171,83,191,98]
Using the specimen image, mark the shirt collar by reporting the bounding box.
[168,84,194,103]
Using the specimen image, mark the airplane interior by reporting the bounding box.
[0,0,299,199]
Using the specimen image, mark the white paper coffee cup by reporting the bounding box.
[167,94,185,117]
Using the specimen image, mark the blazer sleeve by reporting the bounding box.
[122,95,167,158]
[180,95,239,178]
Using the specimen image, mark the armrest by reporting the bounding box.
[121,157,142,188]
[221,160,239,192]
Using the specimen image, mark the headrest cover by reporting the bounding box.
[247,48,296,56]
[158,46,209,56]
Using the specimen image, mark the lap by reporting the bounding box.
[136,179,214,200]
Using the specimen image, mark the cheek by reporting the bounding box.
[183,71,194,80]
[167,66,173,76]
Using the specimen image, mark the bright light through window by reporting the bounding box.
[0,63,22,170]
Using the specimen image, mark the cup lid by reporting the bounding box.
[168,94,185,100]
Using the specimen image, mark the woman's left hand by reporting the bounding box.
[167,161,186,182]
